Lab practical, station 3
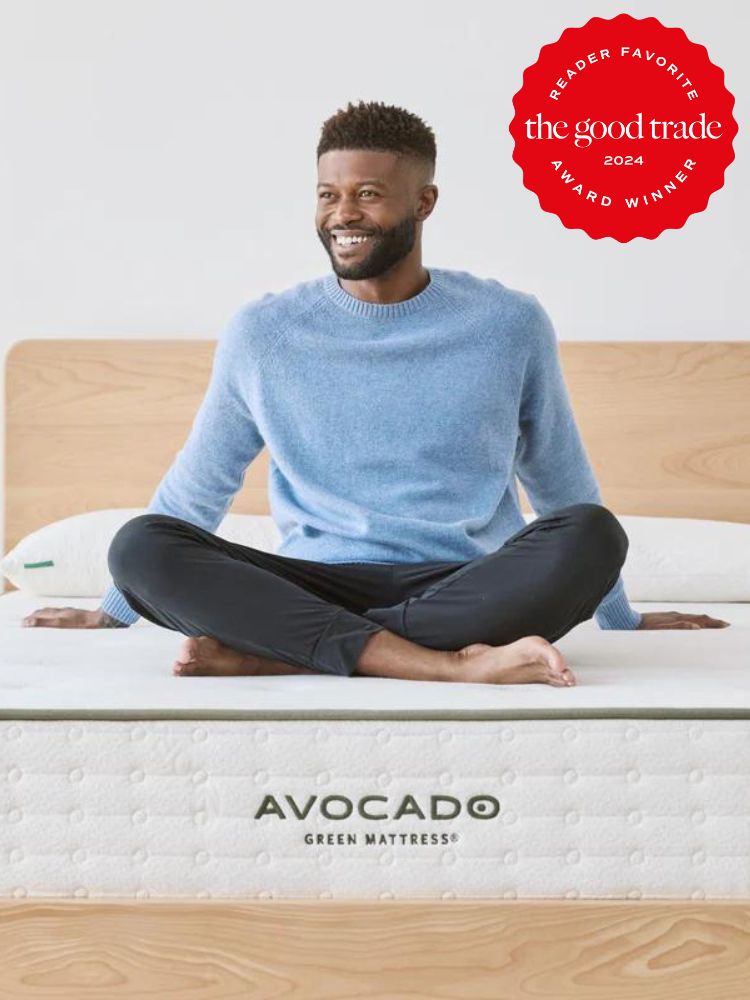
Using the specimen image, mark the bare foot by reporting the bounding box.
[172,636,313,677]
[455,636,576,687]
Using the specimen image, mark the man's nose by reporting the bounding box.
[329,197,363,226]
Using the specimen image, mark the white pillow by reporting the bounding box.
[523,511,750,601]
[2,508,749,601]
[1,509,281,597]
[619,514,750,600]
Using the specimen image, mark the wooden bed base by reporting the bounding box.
[1,899,749,997]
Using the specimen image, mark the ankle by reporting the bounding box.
[434,649,466,682]
[439,649,472,684]
[354,629,459,682]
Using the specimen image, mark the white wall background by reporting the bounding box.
[1,0,747,554]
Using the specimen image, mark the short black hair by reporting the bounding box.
[317,100,436,179]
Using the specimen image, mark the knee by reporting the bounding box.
[566,502,629,567]
[107,513,176,584]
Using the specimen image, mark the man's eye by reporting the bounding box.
[318,191,378,198]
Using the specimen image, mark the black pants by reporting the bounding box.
[107,502,628,678]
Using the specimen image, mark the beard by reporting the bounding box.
[317,215,418,280]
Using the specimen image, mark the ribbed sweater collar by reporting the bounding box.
[322,267,445,319]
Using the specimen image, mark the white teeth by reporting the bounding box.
[335,235,369,245]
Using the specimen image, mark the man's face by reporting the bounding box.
[316,149,432,280]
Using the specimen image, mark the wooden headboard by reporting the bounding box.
[5,339,750,587]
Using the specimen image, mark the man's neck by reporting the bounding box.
[336,264,430,305]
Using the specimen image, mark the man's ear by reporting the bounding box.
[417,184,438,221]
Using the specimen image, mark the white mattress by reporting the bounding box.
[1,591,749,900]
[3,591,749,719]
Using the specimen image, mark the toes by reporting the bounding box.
[174,665,205,676]
[175,638,199,666]
[173,660,199,676]
[542,648,571,680]
[547,665,576,687]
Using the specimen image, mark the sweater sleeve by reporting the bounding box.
[512,297,641,631]
[99,306,266,626]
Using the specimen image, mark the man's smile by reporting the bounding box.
[329,231,375,252]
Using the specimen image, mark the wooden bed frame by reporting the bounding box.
[3,338,750,996]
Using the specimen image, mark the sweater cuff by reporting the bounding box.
[99,582,140,626]
[594,574,642,630]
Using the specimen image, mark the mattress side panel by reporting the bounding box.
[1,718,748,900]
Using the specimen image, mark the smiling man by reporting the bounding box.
[23,100,729,681]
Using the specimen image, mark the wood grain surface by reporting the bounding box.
[0,898,749,998]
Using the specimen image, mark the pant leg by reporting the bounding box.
[107,514,388,677]
[366,503,628,649]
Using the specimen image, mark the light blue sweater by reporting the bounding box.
[100,267,642,631]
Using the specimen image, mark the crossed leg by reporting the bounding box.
[357,503,628,685]
[108,503,627,685]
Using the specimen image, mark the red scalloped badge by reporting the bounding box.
[509,14,737,241]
